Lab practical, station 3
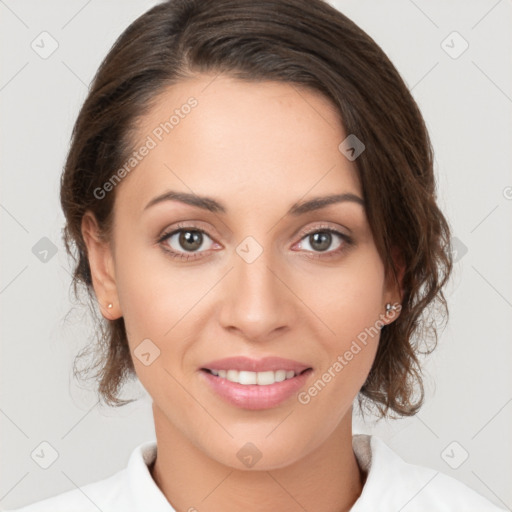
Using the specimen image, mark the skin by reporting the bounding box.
[82,74,402,512]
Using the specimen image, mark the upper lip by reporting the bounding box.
[201,356,311,374]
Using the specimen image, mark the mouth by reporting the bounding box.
[199,356,313,410]
[200,368,311,385]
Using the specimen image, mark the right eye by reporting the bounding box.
[158,224,218,261]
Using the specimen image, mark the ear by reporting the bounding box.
[81,211,121,320]
[382,245,405,324]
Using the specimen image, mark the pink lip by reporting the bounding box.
[200,370,312,410]
[200,356,310,374]
[199,356,313,410]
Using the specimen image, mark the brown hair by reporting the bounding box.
[61,0,453,417]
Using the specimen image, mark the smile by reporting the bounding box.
[204,369,302,385]
[199,356,313,410]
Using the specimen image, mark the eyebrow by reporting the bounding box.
[143,190,365,215]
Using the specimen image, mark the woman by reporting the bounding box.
[8,0,506,510]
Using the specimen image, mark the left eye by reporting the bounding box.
[295,229,348,254]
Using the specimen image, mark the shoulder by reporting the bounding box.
[4,440,169,512]
[351,434,507,511]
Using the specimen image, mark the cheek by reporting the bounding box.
[298,247,386,344]
[112,234,215,382]
[113,233,197,335]
[294,249,385,405]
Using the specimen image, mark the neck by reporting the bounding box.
[150,405,365,512]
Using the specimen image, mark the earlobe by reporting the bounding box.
[81,211,121,320]
[384,302,402,325]
[99,301,118,321]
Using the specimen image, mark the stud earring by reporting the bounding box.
[107,303,113,309]
[385,303,397,314]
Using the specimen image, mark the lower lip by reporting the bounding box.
[200,369,312,410]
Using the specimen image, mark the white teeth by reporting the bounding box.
[226,369,238,383]
[239,371,257,385]
[274,370,286,382]
[209,369,299,385]
[256,371,274,385]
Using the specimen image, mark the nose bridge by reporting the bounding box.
[219,235,293,341]
[236,238,277,300]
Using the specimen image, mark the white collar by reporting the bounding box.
[125,434,390,510]
[123,434,504,511]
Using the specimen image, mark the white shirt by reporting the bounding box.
[6,434,506,512]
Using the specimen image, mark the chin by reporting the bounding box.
[204,431,317,471]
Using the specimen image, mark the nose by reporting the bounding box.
[218,245,296,343]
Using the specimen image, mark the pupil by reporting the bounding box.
[180,230,202,251]
[310,232,331,252]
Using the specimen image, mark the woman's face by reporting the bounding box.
[85,74,400,470]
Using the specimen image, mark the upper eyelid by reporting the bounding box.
[158,221,213,239]
[299,223,348,236]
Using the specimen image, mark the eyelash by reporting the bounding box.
[157,222,354,262]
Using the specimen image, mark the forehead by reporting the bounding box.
[118,74,362,213]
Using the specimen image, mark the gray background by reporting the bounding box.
[1,0,511,509]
